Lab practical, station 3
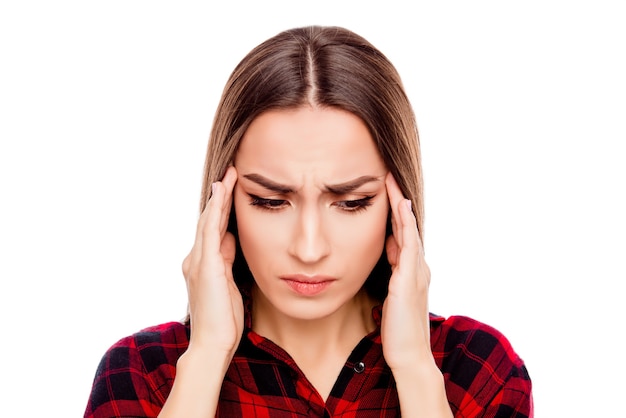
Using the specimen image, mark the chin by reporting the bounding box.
[258,283,367,322]
[279,299,346,321]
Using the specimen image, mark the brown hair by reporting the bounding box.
[201,26,423,300]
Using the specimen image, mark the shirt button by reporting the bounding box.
[353,361,365,373]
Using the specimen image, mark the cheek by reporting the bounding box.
[332,205,388,256]
[233,194,283,267]
[234,195,260,252]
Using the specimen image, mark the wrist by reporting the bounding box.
[392,362,452,418]
[158,344,233,417]
[178,344,233,377]
[391,358,442,386]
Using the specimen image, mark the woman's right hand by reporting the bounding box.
[159,166,242,417]
[182,166,243,359]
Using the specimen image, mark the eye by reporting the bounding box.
[333,195,375,213]
[249,194,288,211]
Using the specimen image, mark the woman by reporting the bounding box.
[85,26,532,417]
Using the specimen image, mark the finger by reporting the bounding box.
[193,167,237,250]
[398,198,419,252]
[396,199,431,339]
[397,198,431,298]
[203,180,226,263]
[184,183,216,279]
[221,166,238,193]
[385,172,405,248]
[218,166,238,235]
[385,172,421,257]
[185,167,237,284]
[389,211,398,249]
[192,199,211,255]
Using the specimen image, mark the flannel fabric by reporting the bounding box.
[85,306,532,417]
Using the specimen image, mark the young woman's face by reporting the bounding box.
[233,107,389,321]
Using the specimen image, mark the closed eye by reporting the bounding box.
[333,195,375,213]
[249,194,288,211]
[248,194,376,213]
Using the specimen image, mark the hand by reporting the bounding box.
[182,166,243,359]
[380,172,433,371]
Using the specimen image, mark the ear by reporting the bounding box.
[385,234,399,267]
[221,232,237,268]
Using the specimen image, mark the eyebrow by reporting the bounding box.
[242,173,382,195]
[242,173,294,194]
[325,175,383,194]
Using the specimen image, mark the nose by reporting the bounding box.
[288,204,330,264]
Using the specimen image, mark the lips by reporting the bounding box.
[280,275,336,296]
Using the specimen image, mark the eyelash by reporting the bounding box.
[248,195,375,213]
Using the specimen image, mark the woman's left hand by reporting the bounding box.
[382,173,452,417]
[381,172,433,370]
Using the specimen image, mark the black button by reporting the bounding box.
[353,361,365,373]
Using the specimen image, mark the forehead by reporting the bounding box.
[234,107,386,178]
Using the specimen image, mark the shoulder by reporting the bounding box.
[96,321,190,374]
[430,314,533,417]
[85,322,190,417]
[430,314,522,364]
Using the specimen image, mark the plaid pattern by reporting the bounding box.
[85,307,532,417]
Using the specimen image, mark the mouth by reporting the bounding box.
[280,275,336,296]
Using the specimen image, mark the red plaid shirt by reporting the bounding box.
[85,307,532,417]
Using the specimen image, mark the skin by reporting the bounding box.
[234,107,388,399]
[159,107,452,417]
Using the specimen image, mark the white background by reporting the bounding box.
[1,1,624,416]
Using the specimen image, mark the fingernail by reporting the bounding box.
[211,182,217,195]
[405,199,412,211]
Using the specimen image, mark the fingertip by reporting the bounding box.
[384,171,397,189]
[225,165,237,179]
[400,198,416,221]
[398,196,421,247]
[222,166,238,190]
[211,180,223,198]
[386,172,407,207]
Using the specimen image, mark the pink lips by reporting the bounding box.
[281,275,336,296]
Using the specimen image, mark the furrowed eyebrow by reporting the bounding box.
[241,173,383,195]
[242,173,294,194]
[324,175,383,194]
